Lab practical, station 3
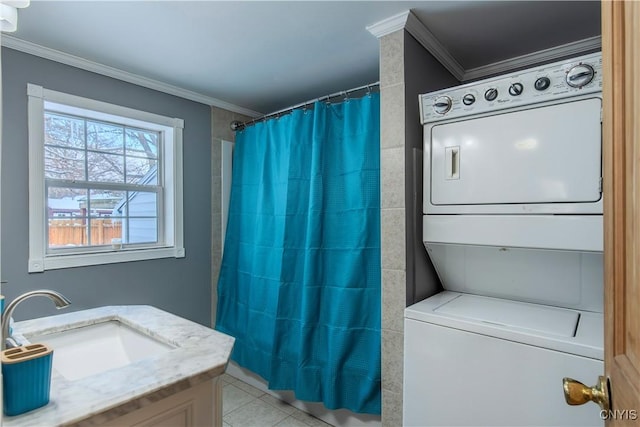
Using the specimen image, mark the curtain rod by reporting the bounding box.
[230,81,380,131]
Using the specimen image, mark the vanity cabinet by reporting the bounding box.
[99,378,221,427]
[6,306,233,427]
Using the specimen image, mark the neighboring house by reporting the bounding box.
[82,195,122,217]
[48,196,120,218]
[113,166,158,244]
[47,197,81,217]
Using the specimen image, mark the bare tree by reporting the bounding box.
[45,113,158,199]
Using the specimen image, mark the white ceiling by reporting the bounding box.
[6,1,601,115]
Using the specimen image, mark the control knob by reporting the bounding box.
[566,64,595,88]
[462,94,476,106]
[509,83,524,96]
[534,77,551,91]
[484,88,498,102]
[433,96,452,115]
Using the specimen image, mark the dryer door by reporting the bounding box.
[429,98,601,206]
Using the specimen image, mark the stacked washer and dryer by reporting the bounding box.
[404,52,604,426]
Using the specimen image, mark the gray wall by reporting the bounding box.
[403,33,459,304]
[379,31,458,426]
[1,48,213,326]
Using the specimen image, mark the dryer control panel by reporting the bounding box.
[419,52,602,124]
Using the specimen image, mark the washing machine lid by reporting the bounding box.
[432,293,579,337]
[405,291,604,359]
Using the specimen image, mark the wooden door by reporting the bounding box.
[602,1,640,424]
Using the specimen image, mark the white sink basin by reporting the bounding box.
[27,320,175,381]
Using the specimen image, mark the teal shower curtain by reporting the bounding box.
[216,93,381,414]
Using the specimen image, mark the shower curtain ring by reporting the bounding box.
[366,85,372,98]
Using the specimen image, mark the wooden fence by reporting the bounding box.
[49,219,122,246]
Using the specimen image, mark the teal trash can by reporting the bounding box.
[2,344,53,416]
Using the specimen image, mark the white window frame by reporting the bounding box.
[27,84,185,272]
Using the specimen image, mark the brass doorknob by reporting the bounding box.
[563,376,610,411]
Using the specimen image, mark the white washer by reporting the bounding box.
[405,52,605,426]
[403,292,603,427]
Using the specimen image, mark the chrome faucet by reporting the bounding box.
[1,290,71,350]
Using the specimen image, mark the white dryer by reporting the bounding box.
[404,52,604,426]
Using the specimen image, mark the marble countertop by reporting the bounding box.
[3,305,235,426]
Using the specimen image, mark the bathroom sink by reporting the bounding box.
[26,320,175,381]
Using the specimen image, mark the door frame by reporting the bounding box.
[602,1,640,424]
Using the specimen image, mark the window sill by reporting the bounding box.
[29,246,186,272]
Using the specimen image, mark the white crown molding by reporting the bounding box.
[368,10,600,83]
[367,10,465,81]
[366,10,410,38]
[1,35,262,117]
[462,35,602,81]
[403,10,465,81]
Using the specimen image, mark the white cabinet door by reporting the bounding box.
[429,98,602,206]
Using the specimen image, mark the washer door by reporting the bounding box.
[430,98,601,206]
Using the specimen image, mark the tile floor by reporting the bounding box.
[221,373,333,427]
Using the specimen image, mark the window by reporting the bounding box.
[28,84,184,272]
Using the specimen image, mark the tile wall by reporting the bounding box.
[379,29,408,427]
[379,29,458,426]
